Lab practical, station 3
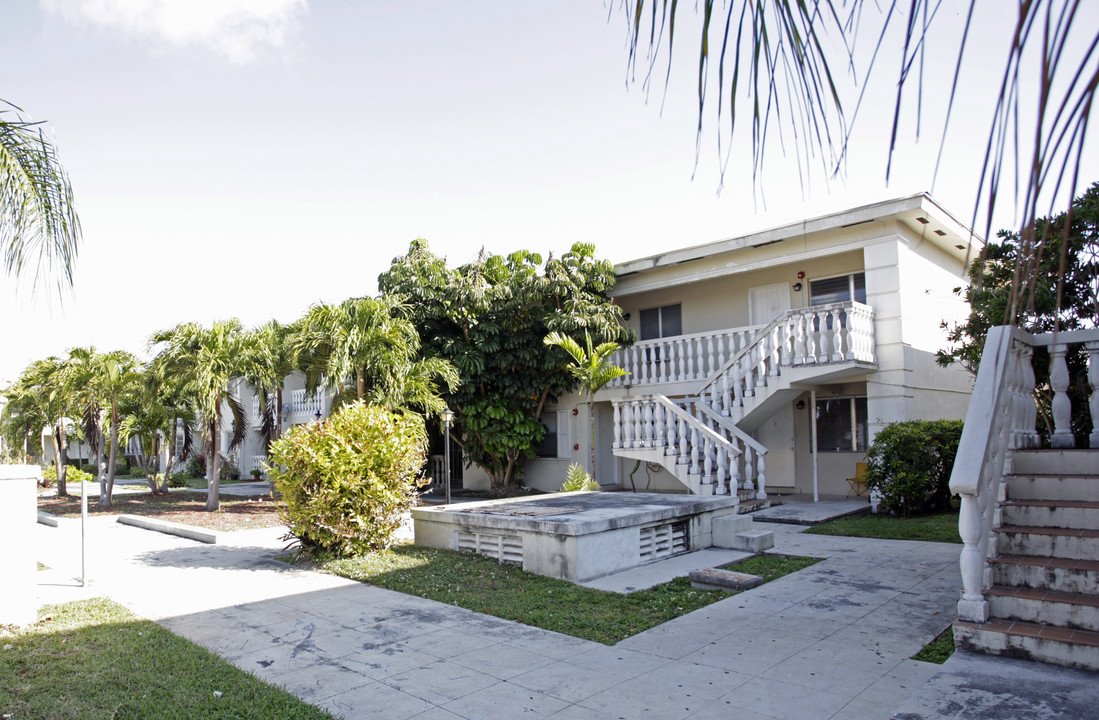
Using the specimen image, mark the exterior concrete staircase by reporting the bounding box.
[609,300,878,500]
[954,450,1099,671]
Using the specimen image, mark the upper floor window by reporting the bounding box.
[640,304,682,340]
[810,273,866,306]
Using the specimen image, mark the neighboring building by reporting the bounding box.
[464,193,982,497]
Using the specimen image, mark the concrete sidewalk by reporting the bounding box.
[32,516,1094,719]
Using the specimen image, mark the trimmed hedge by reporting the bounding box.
[270,402,427,557]
[865,420,963,517]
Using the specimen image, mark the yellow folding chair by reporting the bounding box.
[847,462,868,497]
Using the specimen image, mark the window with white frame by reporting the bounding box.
[639,304,682,340]
[810,272,866,306]
[537,409,571,458]
[814,397,868,452]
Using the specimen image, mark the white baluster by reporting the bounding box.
[707,336,717,377]
[631,400,642,449]
[716,447,727,495]
[1088,341,1099,449]
[770,326,782,375]
[818,311,832,362]
[830,308,843,361]
[690,427,700,474]
[721,371,733,415]
[641,401,654,448]
[1050,343,1074,448]
[654,402,665,452]
[703,440,713,485]
[957,491,990,622]
[677,416,690,466]
[755,453,767,500]
[1019,343,1039,449]
[729,438,741,493]
[613,402,622,449]
[794,314,807,365]
[742,445,754,491]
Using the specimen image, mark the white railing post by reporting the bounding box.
[1089,341,1099,449]
[1049,343,1074,448]
[612,402,622,449]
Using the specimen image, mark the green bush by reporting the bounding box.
[40,465,95,488]
[269,402,428,557]
[865,420,964,517]
[559,463,599,492]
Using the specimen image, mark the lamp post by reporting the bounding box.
[440,407,454,505]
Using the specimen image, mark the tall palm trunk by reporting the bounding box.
[205,418,222,511]
[53,421,69,496]
[100,396,120,508]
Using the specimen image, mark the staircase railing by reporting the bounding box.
[688,400,768,499]
[612,395,741,495]
[950,325,1099,623]
[699,301,876,417]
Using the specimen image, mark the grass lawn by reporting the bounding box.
[0,598,335,720]
[805,509,961,544]
[322,546,819,645]
[912,625,955,663]
[37,491,284,533]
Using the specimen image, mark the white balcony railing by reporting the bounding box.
[951,326,1099,624]
[288,389,324,418]
[609,326,763,388]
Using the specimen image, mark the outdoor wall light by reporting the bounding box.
[793,282,803,292]
[796,400,806,410]
[623,313,631,321]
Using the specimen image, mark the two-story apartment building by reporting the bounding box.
[463,193,981,499]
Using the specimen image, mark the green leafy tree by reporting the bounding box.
[149,320,257,510]
[270,402,427,557]
[0,100,81,293]
[5,357,79,495]
[544,331,628,483]
[293,295,458,416]
[939,181,1097,442]
[379,239,634,490]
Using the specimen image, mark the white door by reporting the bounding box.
[749,283,791,326]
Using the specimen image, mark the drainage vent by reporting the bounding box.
[455,531,523,565]
[639,521,689,561]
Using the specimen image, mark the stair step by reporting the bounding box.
[993,555,1099,595]
[997,525,1099,561]
[1012,449,1099,477]
[1001,499,1099,530]
[954,619,1099,672]
[1006,475,1099,502]
[736,499,772,514]
[987,585,1099,631]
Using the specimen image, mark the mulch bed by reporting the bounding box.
[37,491,285,533]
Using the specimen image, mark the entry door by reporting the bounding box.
[749,283,791,326]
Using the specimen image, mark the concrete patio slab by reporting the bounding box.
[751,494,871,525]
[29,505,1097,720]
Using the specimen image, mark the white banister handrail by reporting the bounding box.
[692,401,769,456]
[649,394,741,459]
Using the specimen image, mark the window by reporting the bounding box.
[815,397,868,452]
[639,304,682,340]
[537,412,558,458]
[810,273,866,306]
[537,409,571,458]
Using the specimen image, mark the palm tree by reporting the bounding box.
[620,2,1096,325]
[294,295,458,416]
[245,319,297,455]
[544,331,628,482]
[150,320,256,511]
[10,357,76,495]
[79,350,140,508]
[1,100,81,293]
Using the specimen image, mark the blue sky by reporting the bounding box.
[2,1,1096,383]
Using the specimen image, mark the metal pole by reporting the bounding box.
[80,461,87,586]
[443,417,451,506]
[810,390,819,503]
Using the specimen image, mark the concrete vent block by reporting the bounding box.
[689,567,764,592]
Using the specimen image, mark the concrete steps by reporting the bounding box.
[955,449,1099,671]
[711,512,774,553]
